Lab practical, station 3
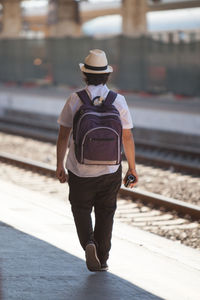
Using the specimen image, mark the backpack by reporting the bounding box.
[73,89,122,165]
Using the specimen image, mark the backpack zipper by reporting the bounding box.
[75,112,120,145]
[89,138,115,141]
[81,127,120,164]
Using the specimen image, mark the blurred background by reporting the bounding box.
[0,0,200,154]
[0,0,200,251]
[0,0,200,94]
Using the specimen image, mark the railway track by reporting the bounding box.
[0,151,199,221]
[0,151,199,250]
[134,141,200,175]
[0,151,199,249]
[0,151,199,220]
[0,117,200,175]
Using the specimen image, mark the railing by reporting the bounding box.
[0,35,199,96]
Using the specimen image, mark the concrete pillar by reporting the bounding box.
[0,0,22,38]
[122,0,147,36]
[47,0,81,37]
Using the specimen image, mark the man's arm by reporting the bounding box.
[122,129,138,188]
[56,125,71,183]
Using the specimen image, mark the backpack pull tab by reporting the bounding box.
[92,96,105,106]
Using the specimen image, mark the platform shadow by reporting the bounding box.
[0,221,163,300]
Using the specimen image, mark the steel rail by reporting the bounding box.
[1,118,200,156]
[0,151,199,221]
[0,122,200,175]
[135,154,200,175]
[0,152,56,176]
[118,188,200,222]
[135,139,200,158]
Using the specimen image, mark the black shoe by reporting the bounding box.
[85,243,101,272]
[100,263,108,271]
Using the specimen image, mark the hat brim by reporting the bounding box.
[79,63,113,74]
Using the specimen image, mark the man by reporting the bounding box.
[56,49,138,272]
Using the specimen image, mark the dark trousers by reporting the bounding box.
[68,165,122,264]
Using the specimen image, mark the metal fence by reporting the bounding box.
[0,36,200,96]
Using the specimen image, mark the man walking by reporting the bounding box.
[56,49,138,272]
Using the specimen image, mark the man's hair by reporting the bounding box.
[83,72,110,86]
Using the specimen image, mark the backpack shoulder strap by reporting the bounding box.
[104,90,117,105]
[77,89,92,106]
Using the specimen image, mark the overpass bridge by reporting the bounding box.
[0,0,200,38]
[81,0,200,23]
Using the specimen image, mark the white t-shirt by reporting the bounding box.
[57,84,133,177]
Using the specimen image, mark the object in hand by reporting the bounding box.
[125,174,136,187]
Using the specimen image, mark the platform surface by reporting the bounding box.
[0,85,200,135]
[0,178,200,300]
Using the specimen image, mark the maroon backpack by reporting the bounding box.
[73,89,122,165]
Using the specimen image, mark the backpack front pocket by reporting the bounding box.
[81,127,121,165]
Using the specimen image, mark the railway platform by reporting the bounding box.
[0,178,200,300]
[0,85,200,136]
[0,85,200,150]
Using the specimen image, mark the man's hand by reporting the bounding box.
[56,165,67,183]
[122,129,138,188]
[123,168,138,188]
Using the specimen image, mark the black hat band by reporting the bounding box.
[84,64,108,71]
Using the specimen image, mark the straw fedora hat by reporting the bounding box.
[79,49,113,74]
